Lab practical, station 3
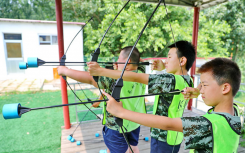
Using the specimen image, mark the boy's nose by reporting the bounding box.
[200,87,204,94]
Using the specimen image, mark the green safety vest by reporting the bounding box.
[152,75,193,145]
[190,104,241,153]
[102,75,146,133]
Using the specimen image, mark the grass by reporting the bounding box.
[0,90,101,153]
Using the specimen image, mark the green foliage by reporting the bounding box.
[0,0,55,20]
[204,0,245,82]
[83,1,231,58]
[0,0,232,59]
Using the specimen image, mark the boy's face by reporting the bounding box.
[165,48,181,74]
[200,71,223,106]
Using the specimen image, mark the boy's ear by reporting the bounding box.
[222,83,232,95]
[180,57,187,66]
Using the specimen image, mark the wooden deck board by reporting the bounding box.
[61,109,245,153]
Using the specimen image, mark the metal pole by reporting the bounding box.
[55,0,71,129]
[188,7,200,110]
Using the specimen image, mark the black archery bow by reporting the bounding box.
[108,0,163,152]
[60,17,101,120]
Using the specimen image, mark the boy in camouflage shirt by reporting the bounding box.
[57,46,146,153]
[103,58,242,153]
[88,40,196,153]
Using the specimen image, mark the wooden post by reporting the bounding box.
[55,0,71,129]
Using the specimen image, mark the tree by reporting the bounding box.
[83,0,230,58]
[0,0,55,20]
[204,0,245,82]
[1,0,233,61]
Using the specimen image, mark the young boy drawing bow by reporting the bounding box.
[88,40,196,153]
[102,58,242,153]
[58,46,146,153]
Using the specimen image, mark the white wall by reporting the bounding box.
[0,21,84,80]
[0,28,7,78]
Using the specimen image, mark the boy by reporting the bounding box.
[57,46,146,153]
[88,40,196,153]
[103,58,242,152]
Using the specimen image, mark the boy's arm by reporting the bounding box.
[87,62,149,85]
[103,91,183,132]
[57,66,98,88]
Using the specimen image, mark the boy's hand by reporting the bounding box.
[151,59,165,71]
[113,63,118,70]
[57,66,68,76]
[102,91,124,118]
[91,102,100,108]
[87,62,103,76]
[181,87,200,100]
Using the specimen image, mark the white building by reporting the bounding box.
[0,18,85,80]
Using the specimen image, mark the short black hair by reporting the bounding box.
[168,40,196,71]
[198,58,241,97]
[121,46,140,66]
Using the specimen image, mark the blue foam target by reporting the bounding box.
[144,137,149,142]
[27,57,38,67]
[95,133,100,137]
[19,62,28,69]
[76,141,81,145]
[2,103,21,119]
[70,138,75,142]
[67,135,72,141]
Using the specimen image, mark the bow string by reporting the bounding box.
[109,0,163,152]
[60,17,101,120]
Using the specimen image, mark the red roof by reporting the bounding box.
[0,18,85,25]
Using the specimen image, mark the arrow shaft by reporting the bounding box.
[38,61,150,65]
[30,90,181,111]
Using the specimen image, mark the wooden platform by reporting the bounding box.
[61,109,245,153]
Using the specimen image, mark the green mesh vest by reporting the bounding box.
[152,75,193,145]
[190,104,241,153]
[102,75,146,133]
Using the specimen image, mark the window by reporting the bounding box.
[4,34,22,40]
[39,35,58,45]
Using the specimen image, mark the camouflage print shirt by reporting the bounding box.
[181,110,241,153]
[148,73,192,142]
[98,65,146,131]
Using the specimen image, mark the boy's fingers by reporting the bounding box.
[102,91,112,99]
[118,101,123,107]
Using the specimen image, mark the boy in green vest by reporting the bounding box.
[57,46,146,153]
[101,58,242,153]
[88,40,195,153]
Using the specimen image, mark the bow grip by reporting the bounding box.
[61,55,66,80]
[111,78,124,127]
[91,48,100,82]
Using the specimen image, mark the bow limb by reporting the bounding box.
[61,17,101,120]
[90,0,130,82]
[112,0,163,130]
[90,0,131,113]
[90,1,133,152]
[109,1,163,153]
